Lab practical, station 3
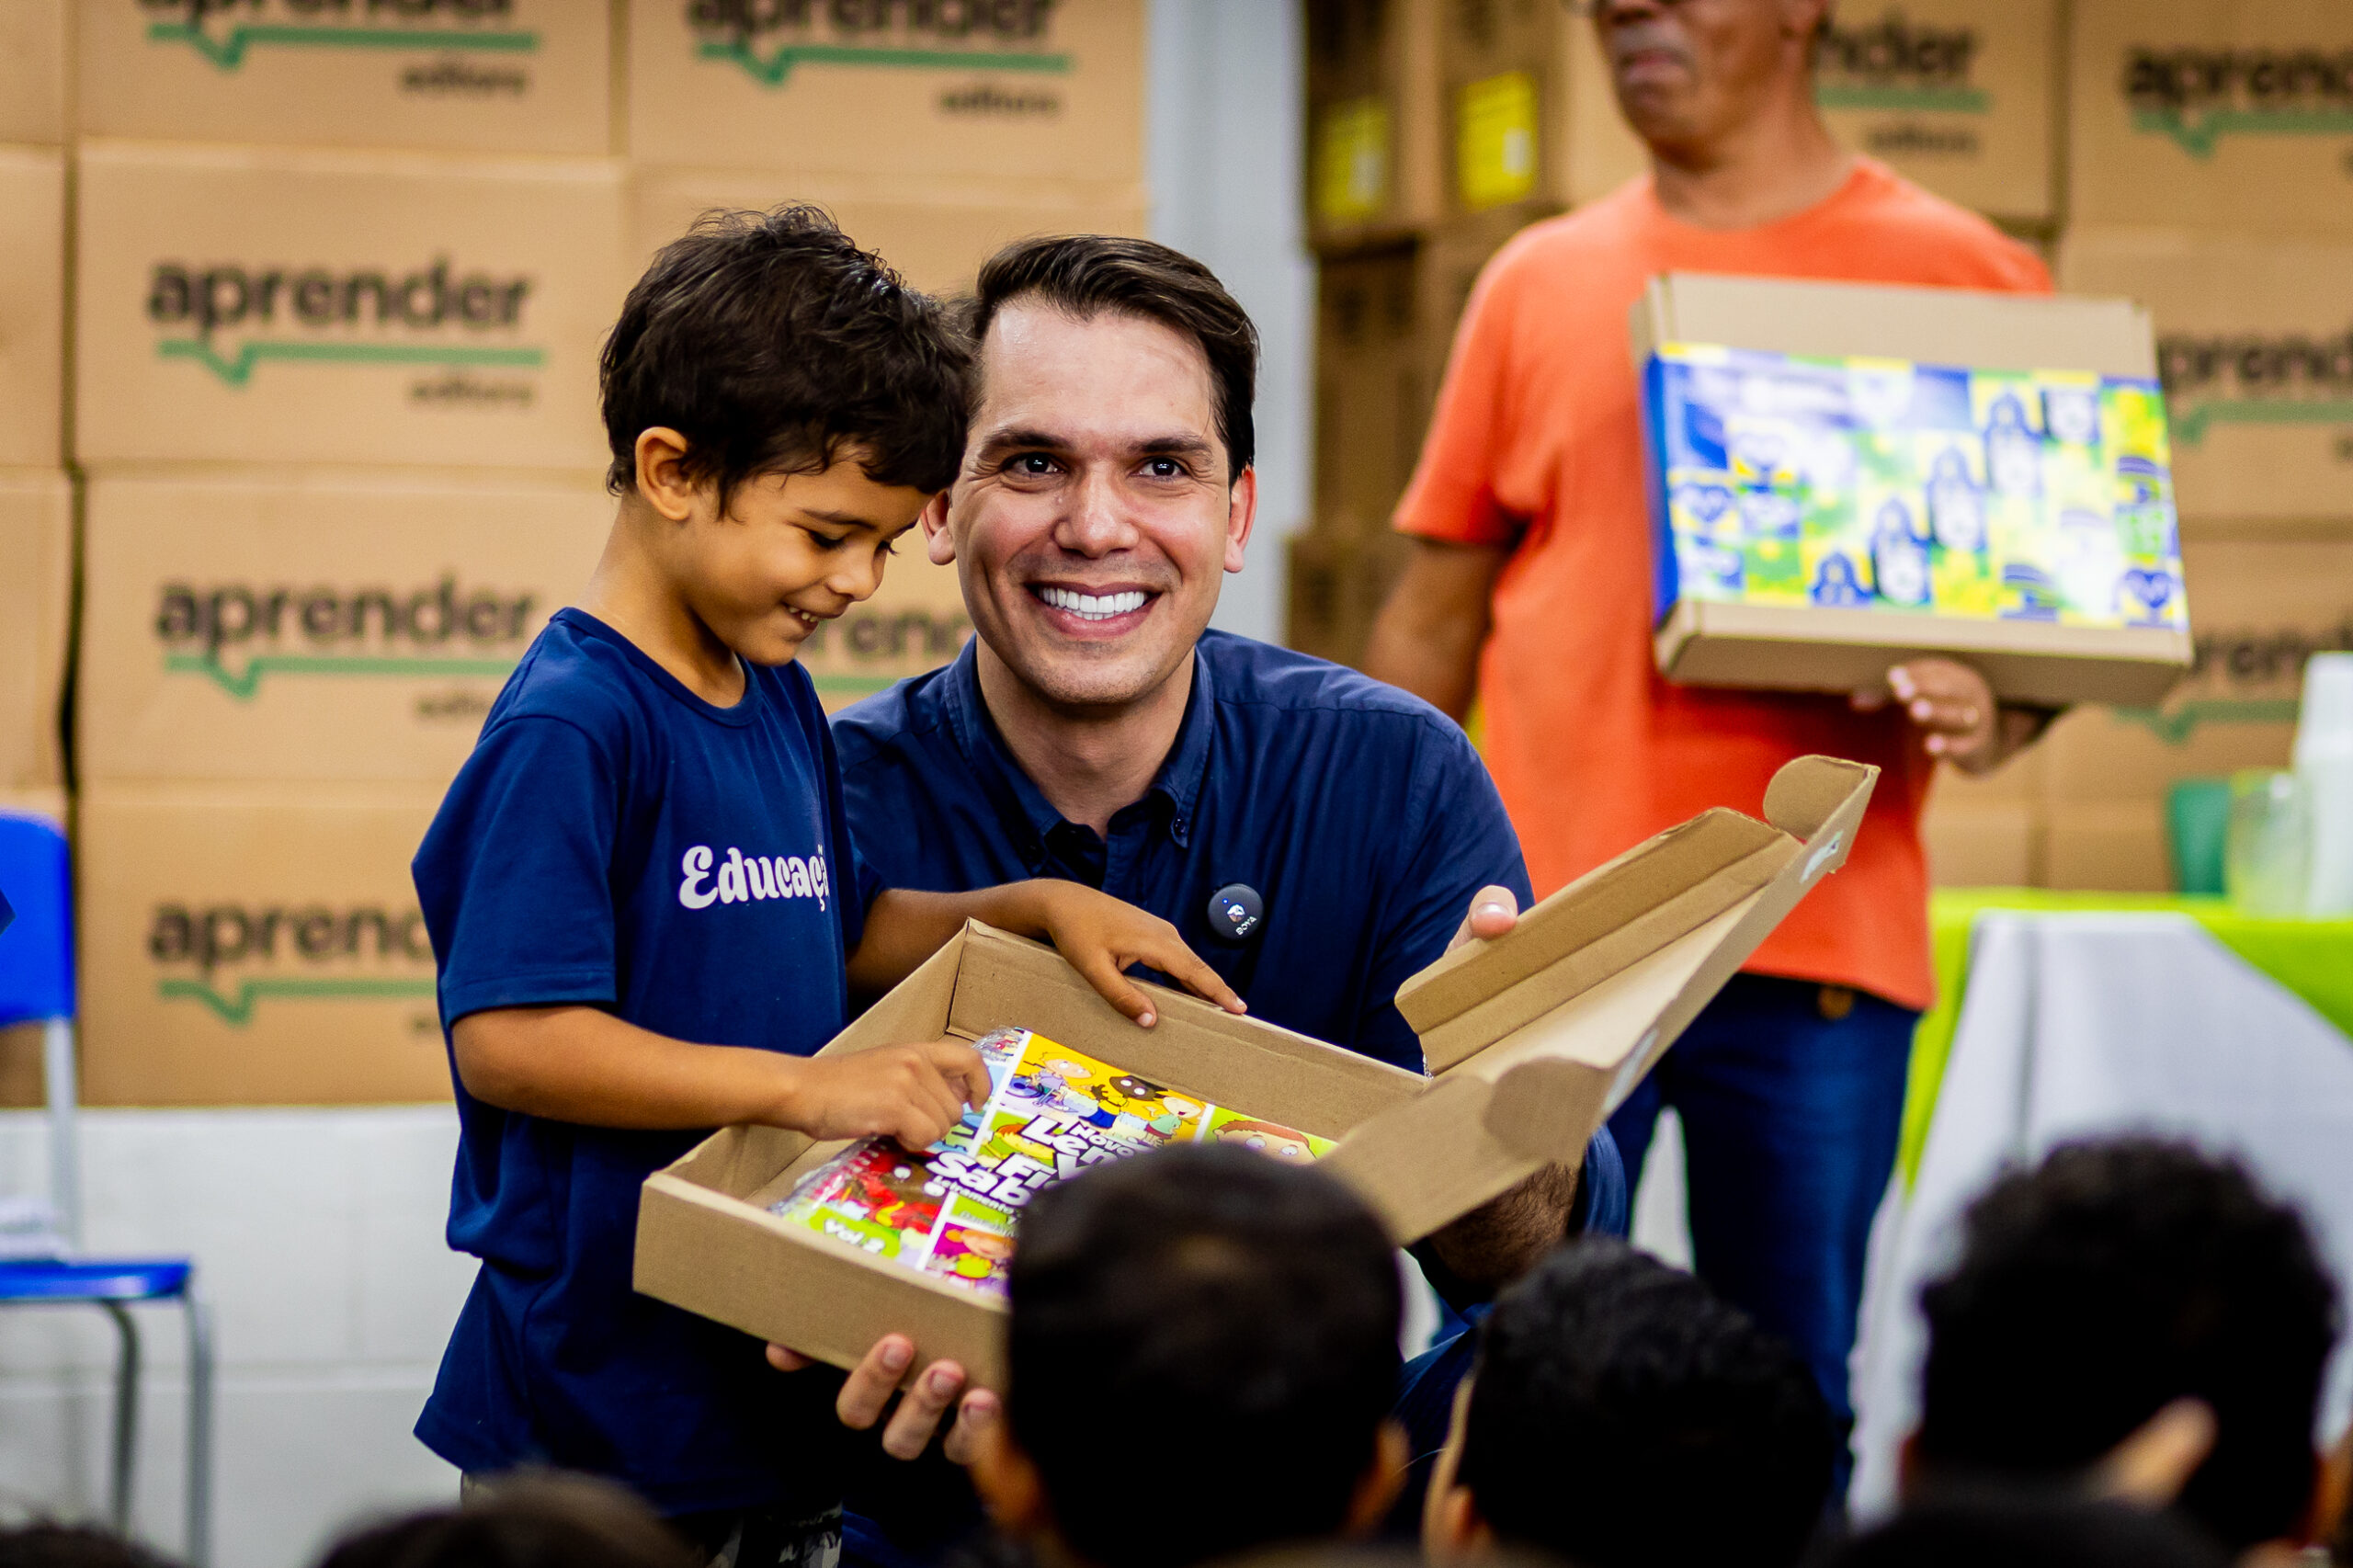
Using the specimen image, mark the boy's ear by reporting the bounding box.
[921,489,957,566]
[1344,1418,1411,1537]
[1424,1376,1490,1561]
[967,1407,1053,1541]
[633,427,699,523]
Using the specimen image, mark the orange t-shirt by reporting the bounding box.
[1394,159,2051,1012]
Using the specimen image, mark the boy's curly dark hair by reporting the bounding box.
[1916,1137,2339,1551]
[1461,1236,1834,1568]
[599,205,969,504]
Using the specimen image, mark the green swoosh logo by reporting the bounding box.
[159,975,436,1026]
[2170,398,2353,447]
[2109,698,2302,745]
[165,652,518,700]
[697,37,1070,87]
[158,337,544,388]
[2133,107,2353,159]
[1816,84,1989,113]
[148,20,537,70]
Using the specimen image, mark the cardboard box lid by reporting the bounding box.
[1320,755,1877,1241]
[1630,272,2156,378]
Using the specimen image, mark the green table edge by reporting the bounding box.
[1898,889,2353,1188]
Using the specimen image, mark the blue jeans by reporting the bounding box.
[1608,972,1916,1494]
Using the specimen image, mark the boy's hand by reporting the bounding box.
[770,1038,991,1150]
[766,1336,997,1463]
[990,881,1245,1028]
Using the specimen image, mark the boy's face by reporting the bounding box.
[925,301,1256,710]
[667,457,930,667]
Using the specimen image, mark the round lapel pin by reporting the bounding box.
[1207,883,1264,943]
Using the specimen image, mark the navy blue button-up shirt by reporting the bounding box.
[832,630,1534,1072]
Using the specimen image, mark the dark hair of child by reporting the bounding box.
[314,1472,694,1568]
[598,204,969,503]
[1915,1137,2339,1551]
[966,234,1259,479]
[0,1524,178,1568]
[1006,1142,1400,1568]
[1459,1236,1834,1568]
[1830,1493,2231,1568]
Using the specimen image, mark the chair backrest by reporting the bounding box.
[0,811,73,1028]
[0,810,78,1250]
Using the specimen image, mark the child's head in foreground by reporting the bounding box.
[972,1142,1405,1568]
[597,204,969,667]
[315,1472,692,1568]
[1913,1136,2340,1553]
[1427,1235,1834,1568]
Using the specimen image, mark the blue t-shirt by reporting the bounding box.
[833,631,1533,1069]
[411,608,878,1515]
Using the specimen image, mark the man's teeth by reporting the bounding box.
[787,608,820,628]
[1039,586,1148,620]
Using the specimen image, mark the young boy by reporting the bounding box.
[1424,1237,1833,1568]
[1909,1138,2338,1558]
[967,1144,1407,1568]
[410,207,1242,1562]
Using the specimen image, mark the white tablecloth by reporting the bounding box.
[1849,912,2353,1517]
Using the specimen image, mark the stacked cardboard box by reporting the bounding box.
[622,0,1150,708]
[0,5,71,1103]
[66,6,626,1106]
[1291,1,2068,666]
[1964,0,2353,890]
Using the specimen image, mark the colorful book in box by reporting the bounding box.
[1642,344,2188,635]
[767,1028,1335,1297]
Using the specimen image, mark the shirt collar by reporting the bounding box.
[939,639,1217,856]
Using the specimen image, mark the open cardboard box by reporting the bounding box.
[1634,273,2193,709]
[636,756,1878,1390]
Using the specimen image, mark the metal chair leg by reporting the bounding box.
[183,1290,213,1568]
[100,1301,140,1536]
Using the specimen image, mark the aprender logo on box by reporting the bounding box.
[154,575,537,712]
[148,900,435,1025]
[1814,13,1984,112]
[2123,44,2353,158]
[2157,325,2353,448]
[2117,615,2353,745]
[687,0,1072,116]
[141,0,538,96]
[146,256,544,400]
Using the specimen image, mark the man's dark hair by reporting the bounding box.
[1460,1237,1834,1568]
[315,1472,692,1568]
[599,205,968,502]
[1830,1494,2230,1568]
[1007,1142,1399,1568]
[1915,1137,2338,1551]
[967,235,1259,478]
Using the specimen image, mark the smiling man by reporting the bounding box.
[801,237,1625,1538]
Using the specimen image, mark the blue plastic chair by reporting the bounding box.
[0,811,212,1565]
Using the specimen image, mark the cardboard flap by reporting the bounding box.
[1765,755,1877,851]
[1631,272,2159,377]
[1396,809,1785,1074]
[1325,758,1879,1244]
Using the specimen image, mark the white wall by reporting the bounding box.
[0,1108,472,1568]
[1148,0,1315,648]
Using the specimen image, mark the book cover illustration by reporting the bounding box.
[767,1027,1334,1296]
[1643,345,2187,634]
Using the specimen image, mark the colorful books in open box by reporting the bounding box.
[767,1027,1335,1298]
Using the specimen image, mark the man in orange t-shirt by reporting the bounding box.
[1366,0,2054,1486]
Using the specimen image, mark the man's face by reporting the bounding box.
[1595,0,1825,152]
[928,301,1255,711]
